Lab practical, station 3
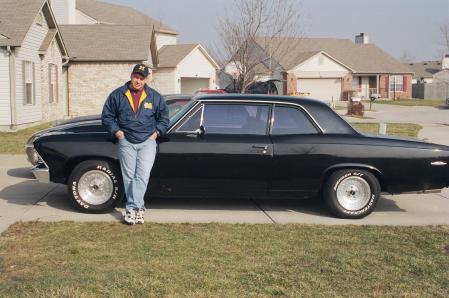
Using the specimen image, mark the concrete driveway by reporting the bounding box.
[1,153,448,233]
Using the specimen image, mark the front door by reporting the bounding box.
[151,102,273,198]
[270,104,330,197]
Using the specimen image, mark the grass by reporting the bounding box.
[0,122,51,154]
[371,99,446,107]
[351,123,422,138]
[0,222,448,297]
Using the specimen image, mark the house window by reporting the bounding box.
[389,75,403,92]
[49,64,58,103]
[23,61,35,105]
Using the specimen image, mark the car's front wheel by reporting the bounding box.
[68,160,123,213]
[323,169,380,219]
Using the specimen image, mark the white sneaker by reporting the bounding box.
[135,208,145,224]
[122,209,136,225]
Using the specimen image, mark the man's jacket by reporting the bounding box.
[101,82,170,144]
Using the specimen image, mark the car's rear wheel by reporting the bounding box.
[323,169,380,219]
[68,160,123,213]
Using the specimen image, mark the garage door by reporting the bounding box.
[297,78,342,102]
[181,78,210,94]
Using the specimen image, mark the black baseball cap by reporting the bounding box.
[132,63,150,77]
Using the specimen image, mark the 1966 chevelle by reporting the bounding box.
[26,95,449,219]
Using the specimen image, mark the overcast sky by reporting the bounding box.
[105,0,449,62]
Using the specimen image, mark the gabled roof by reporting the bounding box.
[0,0,50,46]
[59,25,151,61]
[76,0,177,35]
[407,61,441,79]
[254,37,413,74]
[158,44,219,69]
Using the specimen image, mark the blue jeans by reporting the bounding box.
[118,138,157,211]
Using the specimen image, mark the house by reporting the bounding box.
[407,61,442,84]
[412,55,449,99]
[0,0,68,130]
[225,33,414,102]
[52,0,219,117]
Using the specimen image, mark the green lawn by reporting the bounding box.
[351,123,422,138]
[0,222,448,297]
[371,99,446,107]
[0,122,51,154]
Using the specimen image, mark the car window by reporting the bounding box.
[176,106,202,132]
[203,104,269,135]
[271,106,318,135]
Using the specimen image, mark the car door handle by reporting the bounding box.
[252,145,268,150]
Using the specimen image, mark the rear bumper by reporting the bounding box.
[31,165,50,183]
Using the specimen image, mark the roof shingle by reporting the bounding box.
[407,61,441,79]
[254,37,413,74]
[158,44,199,67]
[76,0,177,34]
[0,0,46,46]
[59,24,151,61]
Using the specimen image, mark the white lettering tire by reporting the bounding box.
[67,160,124,213]
[323,169,380,219]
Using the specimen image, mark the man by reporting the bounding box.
[101,64,169,225]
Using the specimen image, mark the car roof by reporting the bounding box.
[193,94,330,108]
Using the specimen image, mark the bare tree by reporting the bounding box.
[439,22,449,54]
[216,0,304,93]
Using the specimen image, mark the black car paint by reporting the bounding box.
[32,95,449,198]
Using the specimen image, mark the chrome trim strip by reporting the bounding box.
[198,99,325,133]
[167,101,201,134]
[431,161,447,166]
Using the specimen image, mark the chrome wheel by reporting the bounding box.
[336,176,371,211]
[78,170,113,205]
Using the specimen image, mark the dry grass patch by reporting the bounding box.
[351,123,422,138]
[0,123,51,154]
[0,222,448,297]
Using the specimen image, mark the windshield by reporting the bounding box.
[169,100,197,126]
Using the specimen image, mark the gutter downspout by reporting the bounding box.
[62,56,70,117]
[6,46,16,129]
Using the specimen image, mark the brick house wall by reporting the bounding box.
[341,73,353,101]
[379,74,412,99]
[67,62,137,117]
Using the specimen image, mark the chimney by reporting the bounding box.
[355,33,369,44]
[49,0,76,24]
[442,53,449,70]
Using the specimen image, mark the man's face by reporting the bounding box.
[130,73,146,90]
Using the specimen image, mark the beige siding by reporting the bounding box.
[15,13,49,124]
[156,33,177,50]
[41,39,66,121]
[175,48,218,93]
[152,68,176,94]
[68,62,135,117]
[0,48,11,125]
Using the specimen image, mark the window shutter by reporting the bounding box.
[32,62,36,104]
[385,75,389,92]
[48,64,52,103]
[22,61,26,105]
[403,76,407,92]
[55,65,59,103]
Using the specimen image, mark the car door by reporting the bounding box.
[269,104,331,198]
[151,101,273,198]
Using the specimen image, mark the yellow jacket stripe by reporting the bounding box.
[124,89,148,112]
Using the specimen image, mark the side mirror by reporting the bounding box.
[195,125,205,137]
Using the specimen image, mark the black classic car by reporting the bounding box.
[26,95,449,219]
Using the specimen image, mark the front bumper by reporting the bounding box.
[31,165,50,183]
[26,144,50,184]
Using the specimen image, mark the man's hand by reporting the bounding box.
[149,131,159,141]
[115,130,125,140]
